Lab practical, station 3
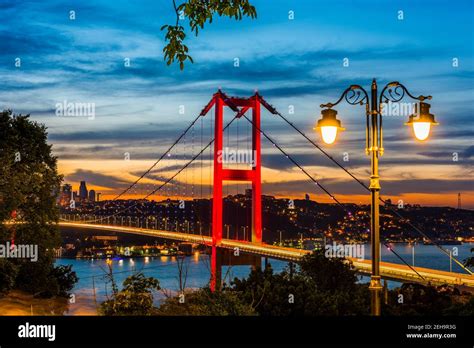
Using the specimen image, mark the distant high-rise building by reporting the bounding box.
[59,183,72,206]
[245,188,252,197]
[89,189,96,202]
[79,181,88,200]
[97,193,101,202]
[305,193,310,201]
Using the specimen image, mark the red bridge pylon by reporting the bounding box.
[200,90,277,291]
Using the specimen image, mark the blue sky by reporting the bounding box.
[1,0,473,207]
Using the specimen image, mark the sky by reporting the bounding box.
[1,0,473,208]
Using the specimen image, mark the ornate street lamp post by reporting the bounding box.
[316,79,438,315]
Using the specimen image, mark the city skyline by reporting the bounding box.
[59,179,471,213]
[1,0,473,208]
[59,180,98,206]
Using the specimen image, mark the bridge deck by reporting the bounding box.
[59,222,474,288]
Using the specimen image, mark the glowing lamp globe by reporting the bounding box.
[315,108,345,144]
[405,102,438,141]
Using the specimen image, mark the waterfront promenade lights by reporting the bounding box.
[317,79,437,316]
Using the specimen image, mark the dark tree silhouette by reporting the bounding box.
[0,110,77,297]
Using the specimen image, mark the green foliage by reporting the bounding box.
[98,250,473,316]
[384,283,474,316]
[0,259,18,294]
[0,110,75,297]
[157,287,256,316]
[14,262,78,298]
[384,283,451,315]
[444,294,474,316]
[0,110,61,222]
[162,0,257,69]
[299,248,361,292]
[100,272,161,316]
[161,25,193,70]
[51,265,78,297]
[231,250,370,316]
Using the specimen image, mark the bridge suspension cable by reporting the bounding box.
[262,101,472,275]
[73,115,239,223]
[242,113,426,281]
[60,91,471,276]
[112,113,204,200]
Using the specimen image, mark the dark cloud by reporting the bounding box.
[261,177,473,198]
[2,0,473,203]
[65,169,130,190]
[464,145,474,158]
[261,150,472,172]
[418,145,474,160]
[49,125,187,143]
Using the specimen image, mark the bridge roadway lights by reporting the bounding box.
[60,223,474,291]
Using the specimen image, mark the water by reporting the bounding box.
[55,243,473,314]
[372,242,472,274]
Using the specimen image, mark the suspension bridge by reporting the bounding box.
[56,90,473,290]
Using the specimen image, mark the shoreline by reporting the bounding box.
[0,290,98,316]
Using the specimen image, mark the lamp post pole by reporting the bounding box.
[317,79,436,316]
[368,79,382,316]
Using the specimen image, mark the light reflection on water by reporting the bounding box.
[53,243,473,315]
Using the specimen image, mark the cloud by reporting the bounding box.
[262,177,473,197]
[418,145,474,160]
[1,0,473,204]
[65,169,130,190]
[464,146,474,158]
